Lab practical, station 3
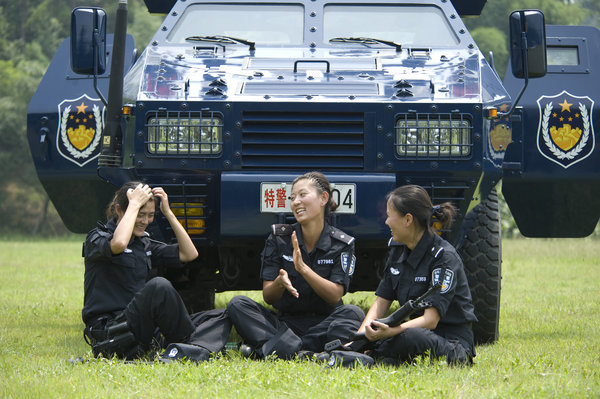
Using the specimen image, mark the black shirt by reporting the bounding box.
[375,230,477,328]
[81,219,181,324]
[260,222,356,316]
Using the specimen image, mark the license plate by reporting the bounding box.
[260,182,356,214]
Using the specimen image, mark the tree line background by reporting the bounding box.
[0,0,598,236]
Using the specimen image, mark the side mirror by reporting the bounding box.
[70,7,107,75]
[509,10,547,79]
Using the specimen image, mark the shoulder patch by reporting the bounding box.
[272,224,294,236]
[340,252,356,276]
[432,268,454,294]
[330,228,354,245]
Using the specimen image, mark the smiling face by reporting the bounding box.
[385,198,411,243]
[132,200,156,237]
[116,199,156,238]
[289,178,328,224]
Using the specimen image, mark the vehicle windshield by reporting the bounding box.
[323,5,459,47]
[168,4,304,45]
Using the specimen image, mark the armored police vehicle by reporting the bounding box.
[27,0,600,344]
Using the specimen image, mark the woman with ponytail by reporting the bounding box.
[356,185,477,365]
[227,172,364,359]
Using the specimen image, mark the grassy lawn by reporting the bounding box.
[0,237,598,398]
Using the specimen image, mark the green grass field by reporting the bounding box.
[0,238,598,398]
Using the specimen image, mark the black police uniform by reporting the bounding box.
[371,230,477,365]
[82,219,231,358]
[227,223,365,358]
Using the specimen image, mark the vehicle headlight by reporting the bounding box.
[395,117,471,157]
[147,112,223,155]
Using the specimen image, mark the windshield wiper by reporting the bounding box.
[329,37,401,52]
[186,35,255,51]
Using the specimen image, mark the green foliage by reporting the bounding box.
[470,26,508,74]
[464,0,589,78]
[0,0,161,236]
[1,238,599,398]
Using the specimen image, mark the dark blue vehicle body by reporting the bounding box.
[27,0,600,342]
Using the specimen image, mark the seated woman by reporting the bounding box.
[227,172,364,359]
[82,182,230,360]
[358,185,477,365]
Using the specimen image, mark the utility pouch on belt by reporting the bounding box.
[83,313,141,360]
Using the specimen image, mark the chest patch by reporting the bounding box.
[318,259,334,265]
[432,268,454,294]
[124,248,133,254]
[390,267,400,276]
[415,276,427,282]
[282,254,293,262]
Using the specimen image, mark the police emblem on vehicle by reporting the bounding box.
[56,94,104,167]
[432,268,454,294]
[537,90,595,168]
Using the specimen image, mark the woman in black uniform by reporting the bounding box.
[227,172,364,359]
[358,185,477,365]
[82,182,230,360]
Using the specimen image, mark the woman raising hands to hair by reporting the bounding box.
[82,182,231,360]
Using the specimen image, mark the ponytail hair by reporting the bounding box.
[431,202,457,231]
[386,185,456,232]
[292,171,338,221]
[105,181,147,221]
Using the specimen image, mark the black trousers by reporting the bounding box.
[124,277,231,353]
[227,295,364,358]
[371,327,474,365]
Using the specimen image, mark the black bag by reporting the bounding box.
[160,343,211,363]
[326,350,374,368]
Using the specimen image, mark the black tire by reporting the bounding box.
[457,188,502,345]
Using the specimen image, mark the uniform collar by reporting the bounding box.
[406,230,435,269]
[293,222,333,253]
[104,219,118,232]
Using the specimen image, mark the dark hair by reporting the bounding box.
[291,171,338,220]
[386,185,456,232]
[105,181,154,221]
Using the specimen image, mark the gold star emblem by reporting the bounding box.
[76,102,88,114]
[559,99,572,113]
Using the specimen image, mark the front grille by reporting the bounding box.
[241,111,365,168]
[160,182,210,237]
[424,182,471,206]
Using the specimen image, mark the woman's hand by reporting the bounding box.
[291,231,309,275]
[277,269,299,298]
[151,187,171,215]
[364,320,395,342]
[127,183,153,209]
